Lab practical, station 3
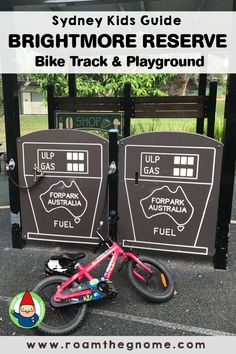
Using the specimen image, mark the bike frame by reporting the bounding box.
[53,241,154,302]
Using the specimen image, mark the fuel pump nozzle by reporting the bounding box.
[108,161,116,175]
[33,165,44,181]
[5,158,16,171]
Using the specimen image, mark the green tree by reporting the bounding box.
[30,74,175,99]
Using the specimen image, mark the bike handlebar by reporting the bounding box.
[94,210,118,253]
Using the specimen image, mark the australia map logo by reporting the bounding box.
[40,180,87,223]
[140,185,194,231]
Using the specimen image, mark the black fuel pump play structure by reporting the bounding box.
[2,71,236,270]
[1,1,236,271]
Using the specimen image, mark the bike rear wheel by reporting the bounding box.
[127,256,175,303]
[32,275,87,335]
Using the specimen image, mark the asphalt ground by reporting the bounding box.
[0,175,9,207]
[0,208,235,337]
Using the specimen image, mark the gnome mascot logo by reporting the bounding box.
[12,291,39,327]
[9,291,45,329]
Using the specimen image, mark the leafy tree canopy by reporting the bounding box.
[20,74,175,98]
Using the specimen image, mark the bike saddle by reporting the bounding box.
[60,252,86,261]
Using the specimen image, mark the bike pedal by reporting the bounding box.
[108,282,118,298]
[107,289,118,299]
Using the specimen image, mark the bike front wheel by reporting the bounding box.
[127,256,175,303]
[32,275,87,335]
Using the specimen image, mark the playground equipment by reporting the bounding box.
[2,74,236,269]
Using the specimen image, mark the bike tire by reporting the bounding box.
[127,256,175,303]
[32,275,87,335]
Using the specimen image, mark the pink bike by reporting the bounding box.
[33,218,175,335]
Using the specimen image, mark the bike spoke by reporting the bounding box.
[133,262,166,293]
[36,280,84,329]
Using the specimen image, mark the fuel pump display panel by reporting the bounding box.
[118,132,223,256]
[17,130,108,245]
[140,151,199,179]
[37,149,89,174]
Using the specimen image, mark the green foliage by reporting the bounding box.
[131,119,196,135]
[131,119,161,135]
[213,117,225,142]
[33,74,68,98]
[31,74,175,99]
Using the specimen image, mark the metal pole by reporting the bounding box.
[68,74,76,97]
[2,74,23,248]
[207,81,217,138]
[123,83,133,138]
[109,130,118,240]
[196,74,207,134]
[47,84,55,129]
[214,74,236,269]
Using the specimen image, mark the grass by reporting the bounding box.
[131,118,196,134]
[19,115,48,137]
[0,115,48,150]
[0,100,225,151]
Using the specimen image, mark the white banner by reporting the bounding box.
[0,336,235,353]
[0,11,235,73]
